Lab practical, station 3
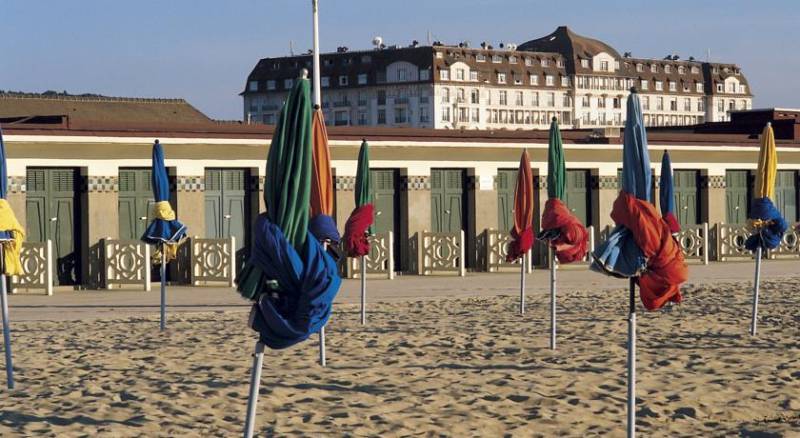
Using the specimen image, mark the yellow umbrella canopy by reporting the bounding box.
[753,123,777,200]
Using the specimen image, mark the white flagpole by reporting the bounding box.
[750,247,762,336]
[549,246,557,350]
[311,0,321,108]
[627,278,636,438]
[0,250,13,389]
[160,244,166,331]
[519,252,525,315]
[243,341,265,438]
[360,255,366,325]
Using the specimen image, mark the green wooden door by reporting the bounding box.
[673,170,699,225]
[564,170,590,225]
[119,168,154,240]
[205,169,250,265]
[725,170,749,224]
[775,170,798,222]
[369,169,400,269]
[496,169,517,232]
[431,169,465,233]
[26,168,80,286]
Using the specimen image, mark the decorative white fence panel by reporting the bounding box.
[483,229,532,273]
[103,239,151,290]
[716,223,752,261]
[346,231,395,279]
[769,223,800,259]
[416,230,466,276]
[676,223,710,264]
[11,240,53,295]
[190,237,236,286]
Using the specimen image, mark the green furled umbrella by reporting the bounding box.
[355,140,371,217]
[264,79,313,251]
[352,140,372,324]
[547,118,566,201]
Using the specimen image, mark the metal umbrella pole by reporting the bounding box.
[0,250,13,389]
[519,252,525,315]
[627,277,636,438]
[319,240,329,367]
[360,255,366,325]
[160,244,166,331]
[550,246,557,350]
[750,246,762,336]
[243,340,265,438]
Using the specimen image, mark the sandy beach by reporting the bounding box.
[0,278,798,437]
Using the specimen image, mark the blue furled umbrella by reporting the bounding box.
[141,140,186,331]
[660,151,680,234]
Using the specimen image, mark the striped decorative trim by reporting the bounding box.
[177,176,204,192]
[335,176,356,191]
[597,175,618,189]
[87,176,119,193]
[8,176,26,194]
[401,175,430,191]
[703,175,726,189]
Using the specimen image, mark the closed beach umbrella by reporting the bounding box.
[659,151,680,234]
[240,76,342,436]
[343,140,375,324]
[0,126,25,388]
[506,150,533,314]
[746,123,787,335]
[590,89,687,437]
[539,118,588,348]
[308,109,339,244]
[142,140,187,331]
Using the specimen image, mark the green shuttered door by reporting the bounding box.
[725,170,749,224]
[775,170,798,222]
[26,168,79,286]
[369,169,400,269]
[496,169,517,232]
[673,170,699,225]
[431,169,465,233]
[205,169,250,265]
[565,170,590,226]
[118,168,154,240]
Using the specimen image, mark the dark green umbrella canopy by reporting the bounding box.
[354,140,370,207]
[265,78,313,251]
[546,118,566,201]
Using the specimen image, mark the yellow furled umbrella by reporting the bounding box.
[753,123,777,200]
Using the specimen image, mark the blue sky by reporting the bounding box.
[2,0,798,120]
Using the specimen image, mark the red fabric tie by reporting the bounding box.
[506,226,534,262]
[611,192,688,310]
[541,198,589,264]
[343,204,374,257]
[662,211,681,235]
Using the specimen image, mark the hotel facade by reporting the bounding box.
[1,92,798,291]
[242,27,753,131]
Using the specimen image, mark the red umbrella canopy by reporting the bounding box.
[506,150,534,261]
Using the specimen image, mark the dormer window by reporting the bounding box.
[541,59,550,67]
[524,58,532,66]
[556,59,565,68]
[456,69,465,81]
[581,59,590,68]
[497,72,506,84]
[669,81,677,91]
[248,80,258,92]
[267,80,276,90]
[320,77,330,88]
[600,60,609,71]
[492,55,502,63]
[740,85,747,94]
[469,71,478,81]
[361,55,372,63]
[655,80,663,91]
[636,63,644,72]
[323,59,334,67]
[529,74,539,85]
[440,69,450,80]
[640,79,649,90]
[476,54,486,62]
[665,65,672,74]
[614,61,620,70]
[284,78,294,89]
[650,64,658,73]
[716,83,724,92]
[509,56,517,64]
[696,82,703,93]
[339,76,349,86]
[691,66,700,74]
[678,66,685,74]
[545,75,555,86]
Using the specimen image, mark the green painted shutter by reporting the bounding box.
[205,168,251,268]
[673,170,699,225]
[496,169,517,232]
[725,170,749,224]
[775,170,798,222]
[564,170,590,226]
[119,169,153,240]
[430,169,465,233]
[369,169,397,235]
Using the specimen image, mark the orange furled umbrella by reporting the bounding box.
[310,110,334,218]
[507,149,534,315]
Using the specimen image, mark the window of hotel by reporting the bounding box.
[420,69,430,81]
[456,88,465,103]
[657,97,664,110]
[696,83,703,93]
[397,68,408,82]
[476,54,486,62]
[740,85,747,94]
[509,56,517,64]
[640,79,649,91]
[697,100,704,111]
[691,66,700,74]
[377,90,387,105]
[546,92,555,107]
[515,91,523,106]
[395,107,407,124]
[441,88,450,103]
[650,64,658,73]
[420,106,430,123]
[614,61,620,70]
[636,63,644,72]
[665,65,672,74]
[248,81,258,91]
[655,81,663,91]
[360,55,372,63]
[471,108,480,122]
[613,97,621,109]
[357,92,367,106]
[717,100,724,111]
[497,73,507,84]
[471,89,479,104]
[597,97,606,108]
[642,96,650,110]
[284,79,294,89]
[272,62,281,70]
[339,76,348,86]
[563,94,571,107]
[358,74,367,85]
[716,83,724,92]
[499,91,507,105]
[470,71,478,81]
[684,98,691,111]
[492,55,502,63]
[267,80,276,90]
[670,99,677,111]
[545,75,555,86]
[581,95,590,107]
[727,82,735,93]
[729,101,735,111]
[531,92,539,106]
[530,74,539,85]
[556,59,564,68]
[263,113,276,124]
[456,69,465,81]
[669,81,677,92]
[600,60,609,71]
[441,107,450,122]
[440,70,450,80]
[514,74,523,85]
[581,59,590,68]
[377,109,386,124]
[561,76,569,87]
[524,58,533,66]
[436,52,443,59]
[678,66,685,74]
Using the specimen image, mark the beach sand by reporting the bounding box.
[0,279,798,437]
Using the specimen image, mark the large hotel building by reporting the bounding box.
[242,27,753,130]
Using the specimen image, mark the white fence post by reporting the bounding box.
[459,230,466,277]
[45,240,54,296]
[144,243,152,292]
[702,222,709,265]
